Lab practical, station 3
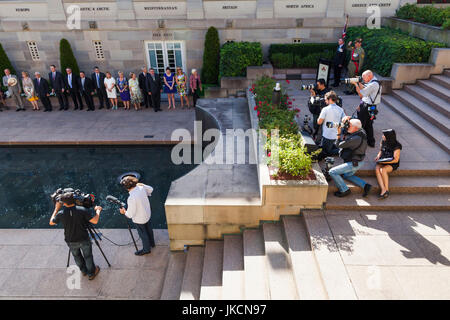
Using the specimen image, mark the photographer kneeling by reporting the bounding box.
[329,118,372,198]
[49,192,102,280]
[352,70,381,147]
[308,78,330,139]
[317,91,346,161]
[119,176,156,256]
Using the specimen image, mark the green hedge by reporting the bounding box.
[269,43,336,68]
[60,39,80,76]
[396,3,450,29]
[219,42,263,79]
[345,26,446,76]
[201,27,220,85]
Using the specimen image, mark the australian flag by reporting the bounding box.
[342,15,349,39]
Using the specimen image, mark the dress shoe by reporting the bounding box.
[378,191,390,200]
[74,107,79,110]
[334,189,351,197]
[59,107,64,111]
[363,184,372,197]
[99,106,104,109]
[88,266,100,280]
[16,109,21,112]
[135,250,151,256]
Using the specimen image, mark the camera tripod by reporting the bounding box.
[66,223,111,268]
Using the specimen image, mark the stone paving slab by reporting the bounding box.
[0,229,171,299]
[0,105,195,145]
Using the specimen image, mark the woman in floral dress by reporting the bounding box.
[175,67,190,109]
[22,71,39,110]
[128,72,143,111]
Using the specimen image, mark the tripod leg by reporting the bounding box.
[67,248,71,267]
[87,226,111,268]
[126,218,139,251]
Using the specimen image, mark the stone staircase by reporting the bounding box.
[382,69,450,154]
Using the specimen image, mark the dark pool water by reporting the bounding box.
[0,145,196,229]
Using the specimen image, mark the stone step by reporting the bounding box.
[328,176,450,194]
[417,79,450,101]
[179,247,204,300]
[404,84,450,118]
[392,90,450,135]
[282,216,328,300]
[262,222,299,300]
[431,74,450,90]
[444,69,450,77]
[325,193,450,211]
[222,235,245,300]
[243,229,270,300]
[382,96,450,154]
[199,241,224,300]
[160,252,187,300]
[302,211,357,299]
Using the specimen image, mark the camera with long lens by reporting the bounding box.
[322,157,335,181]
[301,84,315,91]
[325,119,350,135]
[343,76,363,84]
[51,188,95,208]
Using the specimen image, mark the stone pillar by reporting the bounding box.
[399,0,416,6]
[47,0,66,21]
[326,0,345,18]
[187,0,205,20]
[256,0,274,19]
[116,0,135,20]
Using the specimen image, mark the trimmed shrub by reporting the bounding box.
[269,43,336,68]
[294,51,334,68]
[59,39,80,76]
[0,43,17,90]
[219,42,263,79]
[201,27,220,85]
[345,26,446,76]
[396,4,450,29]
[271,53,294,69]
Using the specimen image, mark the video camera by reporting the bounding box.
[51,188,95,208]
[343,76,363,84]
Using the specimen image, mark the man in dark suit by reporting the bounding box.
[33,72,52,112]
[91,67,110,109]
[333,38,346,87]
[78,71,95,111]
[49,65,68,110]
[64,68,84,110]
[146,68,162,112]
[138,66,151,109]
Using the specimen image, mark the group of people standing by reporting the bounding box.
[0,65,203,112]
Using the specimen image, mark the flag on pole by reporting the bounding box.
[342,15,349,39]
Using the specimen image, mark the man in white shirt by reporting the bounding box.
[317,91,346,161]
[119,176,156,255]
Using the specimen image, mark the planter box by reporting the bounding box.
[204,86,228,98]
[382,17,450,46]
[246,87,328,209]
[247,64,273,80]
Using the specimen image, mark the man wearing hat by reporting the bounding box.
[2,69,25,111]
[344,39,365,95]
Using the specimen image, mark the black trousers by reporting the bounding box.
[150,92,161,111]
[141,89,151,108]
[95,87,110,108]
[334,65,343,86]
[82,92,95,110]
[55,90,68,109]
[67,89,84,109]
[357,102,375,146]
[40,96,52,111]
[192,90,199,107]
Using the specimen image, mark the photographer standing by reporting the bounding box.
[353,70,381,147]
[317,91,346,161]
[329,118,372,198]
[119,176,156,256]
[49,192,102,280]
[308,78,330,139]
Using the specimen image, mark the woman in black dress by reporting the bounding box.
[374,129,402,199]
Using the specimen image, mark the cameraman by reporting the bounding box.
[119,176,156,256]
[308,78,330,138]
[317,91,346,161]
[329,118,372,198]
[352,70,381,147]
[49,192,102,280]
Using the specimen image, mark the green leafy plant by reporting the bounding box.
[219,42,263,79]
[345,26,446,76]
[271,53,294,69]
[269,43,336,68]
[60,38,80,77]
[201,27,220,85]
[396,3,450,29]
